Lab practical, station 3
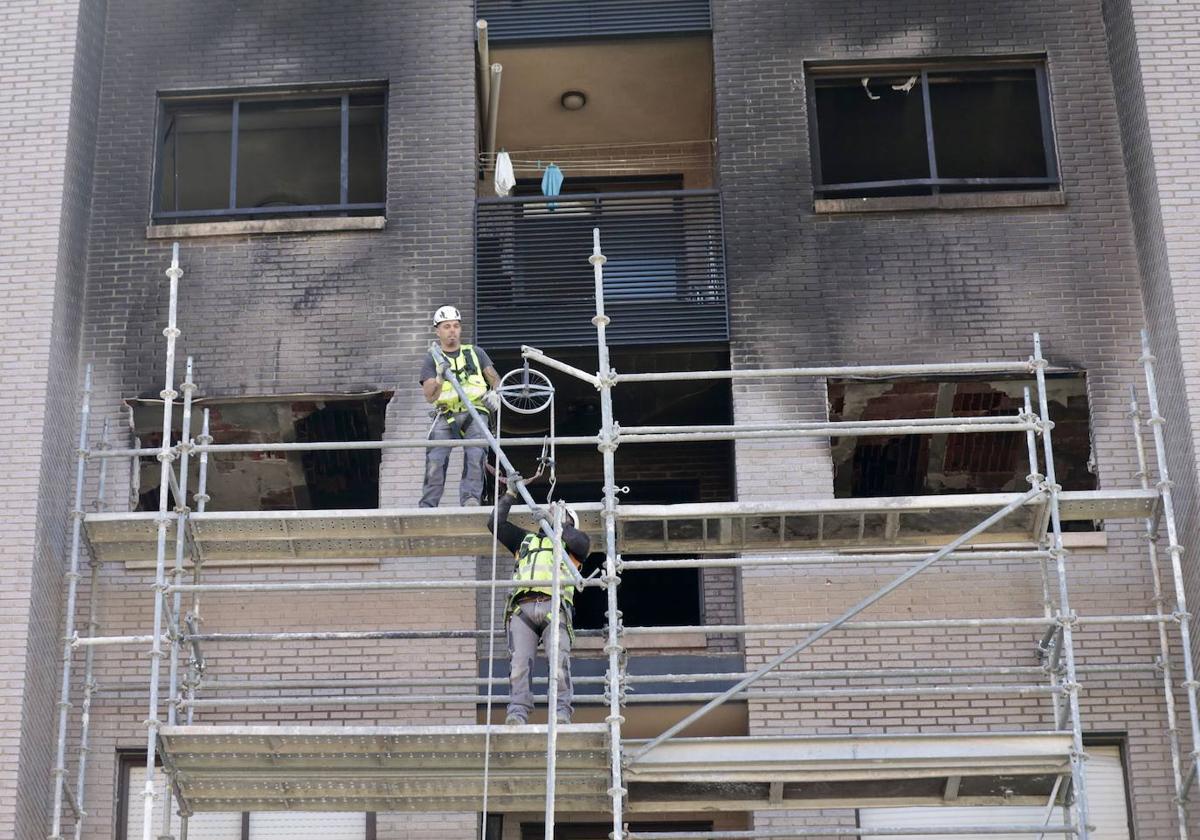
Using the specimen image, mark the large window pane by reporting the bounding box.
[929,69,1048,180]
[813,75,930,187]
[160,106,232,213]
[348,94,386,204]
[236,98,341,209]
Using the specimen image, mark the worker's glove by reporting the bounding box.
[504,470,523,497]
[437,361,451,379]
[483,390,501,413]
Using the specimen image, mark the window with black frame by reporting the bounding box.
[807,61,1059,199]
[154,87,387,223]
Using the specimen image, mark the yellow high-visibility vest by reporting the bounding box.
[435,345,489,412]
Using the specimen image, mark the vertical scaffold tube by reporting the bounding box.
[162,358,196,839]
[50,364,93,840]
[1032,334,1090,840]
[1140,330,1200,800]
[186,408,212,725]
[544,504,565,840]
[590,228,626,840]
[1129,384,1189,840]
[143,243,183,840]
[1025,388,1063,729]
[72,418,109,840]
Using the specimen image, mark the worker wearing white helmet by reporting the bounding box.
[418,305,501,507]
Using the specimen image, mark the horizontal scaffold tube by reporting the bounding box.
[614,360,1037,384]
[179,682,1062,708]
[87,661,1159,696]
[178,613,1171,645]
[88,415,1038,459]
[623,614,1173,635]
[168,578,607,594]
[621,551,1049,569]
[624,826,1075,839]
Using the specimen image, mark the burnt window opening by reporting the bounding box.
[490,344,735,630]
[132,394,389,512]
[828,374,1095,505]
[154,86,387,223]
[808,61,1059,199]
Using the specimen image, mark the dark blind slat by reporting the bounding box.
[477,0,711,41]
[475,190,728,350]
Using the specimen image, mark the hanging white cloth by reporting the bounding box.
[494,151,515,196]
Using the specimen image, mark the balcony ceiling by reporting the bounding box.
[492,35,714,149]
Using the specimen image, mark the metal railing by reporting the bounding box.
[476,189,727,348]
[476,0,711,42]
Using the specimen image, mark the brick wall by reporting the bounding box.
[0,1,105,837]
[1102,0,1200,667]
[712,0,1180,833]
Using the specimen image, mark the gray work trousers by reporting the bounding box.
[419,410,487,507]
[506,599,573,723]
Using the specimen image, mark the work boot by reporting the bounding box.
[504,714,526,725]
[555,712,571,725]
[463,498,481,507]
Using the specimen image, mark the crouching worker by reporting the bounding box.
[488,479,591,725]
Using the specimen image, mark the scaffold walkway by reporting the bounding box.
[84,490,1155,566]
[46,237,1200,840]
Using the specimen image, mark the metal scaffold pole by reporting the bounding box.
[49,364,93,840]
[142,243,183,840]
[1129,383,1189,839]
[1140,330,1200,804]
[1031,333,1090,840]
[588,228,627,840]
[544,504,565,840]
[185,407,211,726]
[162,357,196,840]
[72,418,109,840]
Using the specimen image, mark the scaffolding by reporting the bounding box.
[47,236,1200,840]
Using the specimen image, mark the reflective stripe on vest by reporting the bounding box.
[512,533,576,604]
[435,345,489,412]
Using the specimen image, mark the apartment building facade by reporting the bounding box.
[5,0,1200,838]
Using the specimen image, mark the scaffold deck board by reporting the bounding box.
[160,724,613,813]
[88,489,1156,567]
[159,726,1072,813]
[624,731,1073,812]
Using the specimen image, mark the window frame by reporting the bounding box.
[805,57,1060,199]
[151,83,388,223]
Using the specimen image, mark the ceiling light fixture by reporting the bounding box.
[560,90,587,111]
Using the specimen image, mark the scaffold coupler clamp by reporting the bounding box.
[1171,610,1191,625]
[596,369,618,391]
[1056,611,1079,630]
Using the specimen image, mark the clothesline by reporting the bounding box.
[479,138,715,156]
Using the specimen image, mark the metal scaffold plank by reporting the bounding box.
[158,725,1072,814]
[85,489,1154,566]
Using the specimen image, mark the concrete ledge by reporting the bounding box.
[146,215,386,239]
[814,190,1066,215]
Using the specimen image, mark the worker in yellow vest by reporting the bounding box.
[418,305,501,507]
[489,481,591,725]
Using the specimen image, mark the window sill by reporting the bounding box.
[813,189,1065,215]
[146,215,386,239]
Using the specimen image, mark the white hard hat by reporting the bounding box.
[564,507,579,530]
[433,305,462,326]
